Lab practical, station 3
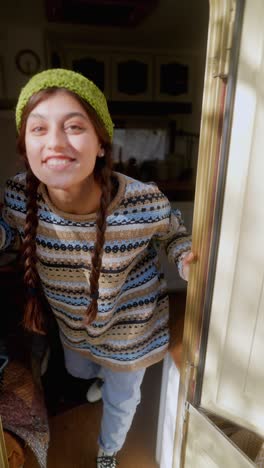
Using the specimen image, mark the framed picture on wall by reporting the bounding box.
[111,53,153,101]
[154,55,192,102]
[65,49,111,99]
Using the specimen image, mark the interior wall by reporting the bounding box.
[0,0,209,107]
[0,1,209,200]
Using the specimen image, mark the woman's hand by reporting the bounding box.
[182,251,197,281]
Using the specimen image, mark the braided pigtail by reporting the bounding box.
[22,169,46,334]
[84,149,113,325]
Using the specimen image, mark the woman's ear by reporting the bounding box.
[98,148,105,158]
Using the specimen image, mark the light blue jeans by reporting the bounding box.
[63,346,146,454]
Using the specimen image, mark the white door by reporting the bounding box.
[180,0,264,464]
[201,0,264,436]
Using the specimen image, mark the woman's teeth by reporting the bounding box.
[45,158,73,167]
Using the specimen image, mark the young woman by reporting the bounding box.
[0,68,194,468]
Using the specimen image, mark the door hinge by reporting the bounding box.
[186,354,199,383]
[213,72,228,81]
[184,401,190,423]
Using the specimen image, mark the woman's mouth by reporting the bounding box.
[43,156,76,170]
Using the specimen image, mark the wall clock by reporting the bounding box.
[15,49,41,76]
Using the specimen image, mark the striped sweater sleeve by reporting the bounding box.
[154,202,192,280]
[0,181,20,251]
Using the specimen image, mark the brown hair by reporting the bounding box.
[17,88,113,333]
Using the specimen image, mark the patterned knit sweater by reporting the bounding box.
[0,172,191,371]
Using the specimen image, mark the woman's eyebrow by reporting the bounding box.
[28,112,47,120]
[64,112,88,120]
[28,111,88,120]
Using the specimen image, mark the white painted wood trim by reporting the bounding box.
[201,0,264,436]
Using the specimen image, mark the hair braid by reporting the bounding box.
[84,150,113,325]
[22,169,46,333]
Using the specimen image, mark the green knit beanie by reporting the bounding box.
[16,68,114,140]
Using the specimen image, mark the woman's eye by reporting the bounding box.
[65,124,84,132]
[31,126,45,133]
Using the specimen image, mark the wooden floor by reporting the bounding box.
[24,363,162,468]
[24,292,186,468]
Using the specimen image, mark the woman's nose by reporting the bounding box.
[47,127,66,151]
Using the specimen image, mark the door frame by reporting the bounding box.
[173,0,245,466]
[0,418,8,468]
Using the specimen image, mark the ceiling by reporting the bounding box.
[45,0,159,27]
[45,0,209,51]
[0,0,209,51]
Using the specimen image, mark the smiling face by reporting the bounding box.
[25,90,102,192]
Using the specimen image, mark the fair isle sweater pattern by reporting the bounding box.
[0,172,191,371]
